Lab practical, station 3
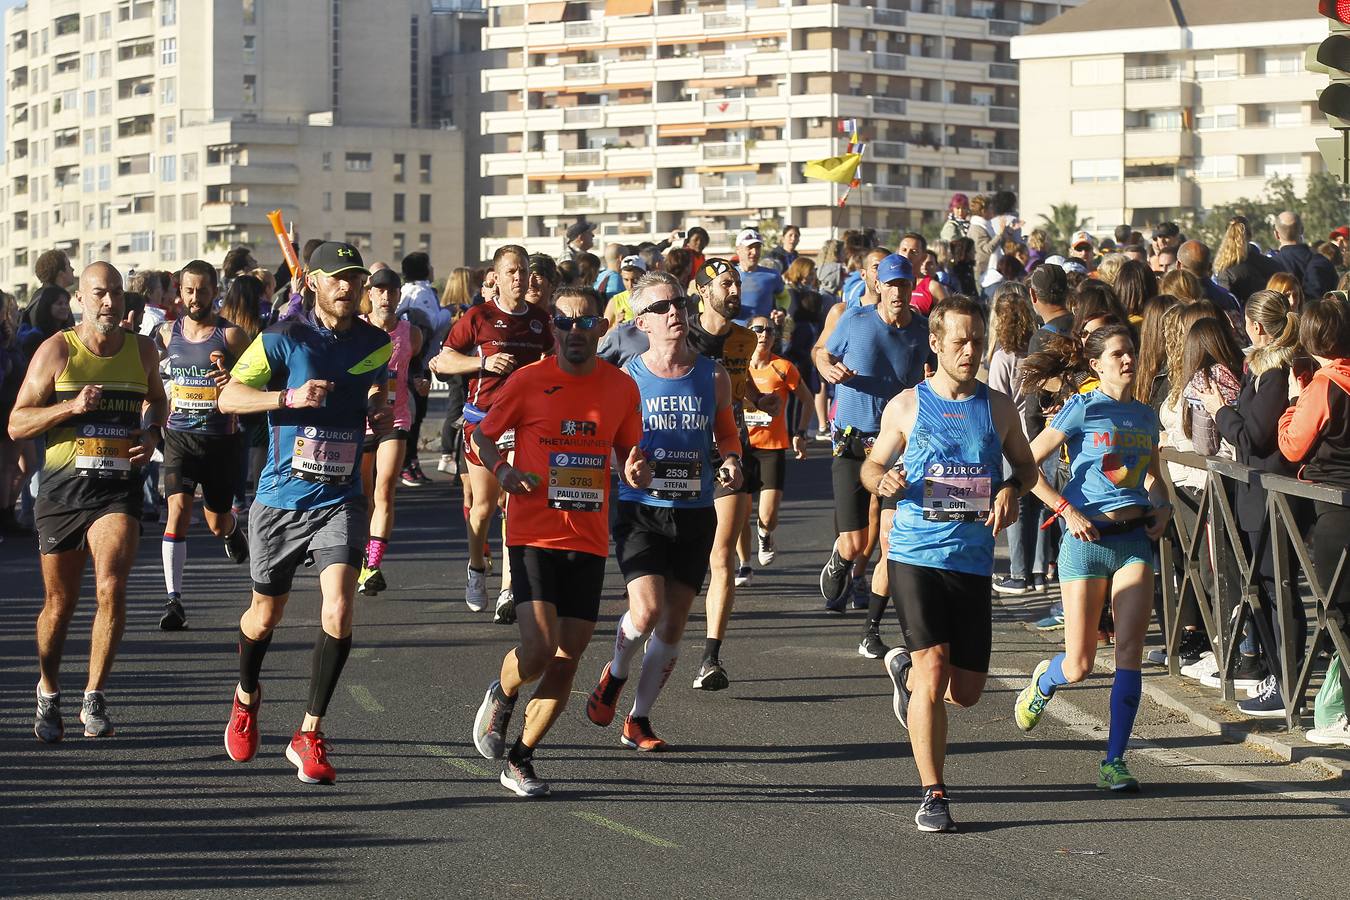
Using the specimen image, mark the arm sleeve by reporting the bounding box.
[1278,375,1332,463]
[713,402,743,458]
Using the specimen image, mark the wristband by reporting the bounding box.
[281,388,294,409]
[1001,475,1023,495]
[1054,499,1069,514]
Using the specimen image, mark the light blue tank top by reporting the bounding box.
[889,380,1004,576]
[620,354,718,509]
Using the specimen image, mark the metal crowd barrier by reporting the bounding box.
[1156,447,1350,731]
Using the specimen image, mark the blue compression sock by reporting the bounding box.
[1037,654,1069,697]
[1106,668,1143,761]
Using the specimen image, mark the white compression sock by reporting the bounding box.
[631,635,678,718]
[162,534,186,596]
[610,611,646,679]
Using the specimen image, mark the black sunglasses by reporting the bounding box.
[749,324,776,334]
[641,296,689,316]
[553,314,602,331]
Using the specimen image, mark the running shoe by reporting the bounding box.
[692,659,729,691]
[915,789,957,833]
[1200,654,1265,691]
[223,527,250,564]
[286,729,337,784]
[411,459,432,484]
[159,594,187,631]
[34,689,62,743]
[993,576,1030,595]
[1306,713,1350,747]
[858,627,889,660]
[621,715,667,752]
[225,686,261,762]
[437,453,458,475]
[358,566,387,597]
[473,680,515,760]
[1034,601,1065,631]
[734,565,753,588]
[501,755,551,797]
[80,692,114,737]
[757,526,776,567]
[465,563,489,612]
[1237,675,1286,718]
[813,427,831,443]
[400,466,421,488]
[884,647,912,730]
[1014,660,1053,732]
[819,542,851,606]
[586,662,627,727]
[1178,630,1209,666]
[493,588,516,625]
[1097,757,1140,792]
[850,573,869,609]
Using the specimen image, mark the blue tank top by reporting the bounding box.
[166,317,236,436]
[889,381,1004,577]
[620,354,718,509]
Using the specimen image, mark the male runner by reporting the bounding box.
[218,242,394,784]
[897,232,947,316]
[469,286,648,796]
[861,295,1037,833]
[156,259,251,630]
[734,228,787,323]
[10,262,168,740]
[431,246,554,611]
[585,272,743,748]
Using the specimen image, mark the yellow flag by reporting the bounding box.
[802,153,862,185]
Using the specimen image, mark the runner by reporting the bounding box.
[1011,324,1172,792]
[526,254,559,310]
[357,267,423,597]
[10,262,168,741]
[430,246,554,612]
[816,254,929,661]
[218,242,394,784]
[585,271,743,747]
[601,255,647,325]
[739,315,812,578]
[156,259,251,631]
[734,228,788,324]
[469,285,648,796]
[685,259,779,690]
[897,232,947,316]
[862,295,1037,833]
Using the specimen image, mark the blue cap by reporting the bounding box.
[877,253,913,284]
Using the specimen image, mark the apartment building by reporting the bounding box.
[477,0,1082,257]
[0,0,486,299]
[1012,0,1330,234]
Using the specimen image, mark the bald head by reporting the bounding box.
[1275,211,1301,244]
[1177,240,1211,278]
[78,262,126,335]
[80,261,123,292]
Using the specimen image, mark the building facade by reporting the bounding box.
[1012,0,1330,235]
[477,0,1081,258]
[0,0,485,299]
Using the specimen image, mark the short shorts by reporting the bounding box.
[463,420,515,468]
[614,501,717,590]
[888,560,993,673]
[248,497,368,596]
[35,494,142,555]
[507,545,607,623]
[751,447,785,492]
[162,429,243,513]
[714,449,762,499]
[363,428,409,451]
[1058,529,1154,582]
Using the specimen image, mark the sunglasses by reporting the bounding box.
[553,314,602,331]
[749,325,776,334]
[641,297,689,316]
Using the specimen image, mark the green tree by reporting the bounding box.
[1038,203,1088,245]
[1300,171,1350,244]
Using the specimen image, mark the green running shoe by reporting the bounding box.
[1097,757,1140,792]
[1014,659,1053,732]
[358,566,386,597]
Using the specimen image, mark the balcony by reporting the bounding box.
[1125,64,1181,81]
[872,97,907,117]
[703,98,746,120]
[562,62,603,83]
[702,141,746,164]
[873,53,907,72]
[563,20,604,42]
[703,55,746,77]
[1124,129,1196,161]
[988,106,1017,124]
[867,185,907,205]
[703,11,744,31]
[873,9,907,28]
[989,63,1018,81]
[562,148,603,169]
[563,105,603,126]
[988,20,1021,37]
[702,185,745,207]
[562,194,603,213]
[988,149,1018,168]
[871,142,907,161]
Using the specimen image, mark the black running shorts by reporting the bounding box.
[162,429,243,513]
[888,560,993,673]
[35,495,142,555]
[752,447,786,492]
[613,501,717,590]
[714,450,762,499]
[508,545,607,623]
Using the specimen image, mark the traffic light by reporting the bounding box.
[1316,2,1350,179]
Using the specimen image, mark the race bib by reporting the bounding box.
[386,372,398,405]
[74,423,133,479]
[922,462,991,522]
[497,428,516,451]
[291,426,359,484]
[172,380,219,413]
[547,451,606,512]
[648,459,702,501]
[743,409,773,428]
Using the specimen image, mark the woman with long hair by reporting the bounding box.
[1093,254,1125,286]
[1133,294,1180,411]
[783,257,827,435]
[946,236,978,296]
[1179,318,1244,457]
[1265,270,1304,312]
[1013,324,1173,791]
[1159,268,1204,304]
[218,275,269,512]
[1214,215,1283,304]
[1068,280,1131,335]
[1157,302,1224,493]
[1113,260,1157,323]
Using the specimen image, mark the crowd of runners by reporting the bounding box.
[5,197,1350,833]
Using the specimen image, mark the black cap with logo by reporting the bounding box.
[308,242,371,277]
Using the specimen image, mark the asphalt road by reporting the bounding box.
[1,450,1347,899]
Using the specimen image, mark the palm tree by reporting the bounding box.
[1039,203,1089,245]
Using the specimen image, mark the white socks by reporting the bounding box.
[162,534,186,596]
[631,635,678,718]
[610,612,646,679]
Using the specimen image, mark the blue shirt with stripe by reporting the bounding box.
[824,306,929,433]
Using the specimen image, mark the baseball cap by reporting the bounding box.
[1070,231,1094,250]
[694,258,734,287]
[876,253,914,284]
[528,253,558,283]
[369,268,401,290]
[308,242,370,277]
[1029,262,1068,300]
[1331,226,1350,241]
[736,228,764,247]
[1060,259,1088,276]
[620,254,647,273]
[566,221,595,240]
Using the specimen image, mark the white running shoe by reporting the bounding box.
[1180,653,1218,680]
[466,563,489,612]
[734,565,753,588]
[437,454,458,475]
[756,526,776,567]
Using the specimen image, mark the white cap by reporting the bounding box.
[621,255,647,272]
[736,227,764,246]
[1060,259,1088,275]
[1071,230,1094,249]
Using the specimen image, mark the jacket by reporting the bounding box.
[1213,344,1298,531]
[1279,358,1350,488]
[1215,247,1284,304]
[1273,244,1338,300]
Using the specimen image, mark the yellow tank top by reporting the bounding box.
[42,329,149,508]
[613,290,633,323]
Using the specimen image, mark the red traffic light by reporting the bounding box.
[1323,0,1350,23]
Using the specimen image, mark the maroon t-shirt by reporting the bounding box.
[445,301,555,412]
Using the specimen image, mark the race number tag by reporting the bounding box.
[291,426,359,484]
[386,372,398,406]
[922,462,991,522]
[497,428,516,451]
[648,459,702,501]
[743,409,773,428]
[547,452,606,511]
[74,423,133,479]
[172,380,219,413]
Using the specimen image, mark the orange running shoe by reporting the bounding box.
[621,715,666,752]
[586,662,627,727]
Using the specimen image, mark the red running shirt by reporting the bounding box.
[444,301,555,411]
[478,357,643,557]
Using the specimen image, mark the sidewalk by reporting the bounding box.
[993,588,1350,781]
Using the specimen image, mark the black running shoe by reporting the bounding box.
[224,527,249,564]
[885,647,912,730]
[819,543,851,605]
[159,594,187,631]
[915,789,957,833]
[858,628,889,660]
[691,660,729,691]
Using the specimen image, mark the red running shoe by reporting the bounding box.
[224,687,261,763]
[621,715,666,752]
[586,662,627,727]
[286,729,337,784]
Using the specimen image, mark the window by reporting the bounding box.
[100,203,111,229]
[98,164,111,191]
[243,0,257,26]
[160,155,176,182]
[84,90,96,116]
[393,193,405,222]
[1194,155,1238,180]
[345,152,372,172]
[1072,58,1120,86]
[159,234,176,261]
[393,153,405,183]
[99,126,111,152]
[346,233,373,253]
[345,192,372,211]
[322,191,332,211]
[181,232,198,258]
[1070,158,1123,183]
[160,194,176,222]
[99,88,111,115]
[243,35,256,65]
[1261,52,1299,76]
[83,167,95,193]
[99,50,111,78]
[1260,153,1303,178]
[181,152,197,182]
[1070,109,1123,136]
[161,38,177,66]
[83,129,94,154]
[322,151,332,171]
[418,234,431,252]
[100,12,112,38]
[419,194,431,223]
[419,154,431,184]
[1126,109,1181,131]
[160,78,177,105]
[1263,104,1303,129]
[1194,53,1236,80]
[161,117,175,145]
[181,193,197,220]
[84,53,96,79]
[160,0,177,26]
[243,75,256,105]
[1194,105,1238,131]
[83,16,95,41]
[393,232,405,258]
[130,232,153,253]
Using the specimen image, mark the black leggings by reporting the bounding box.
[1312,501,1350,700]
[403,389,429,468]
